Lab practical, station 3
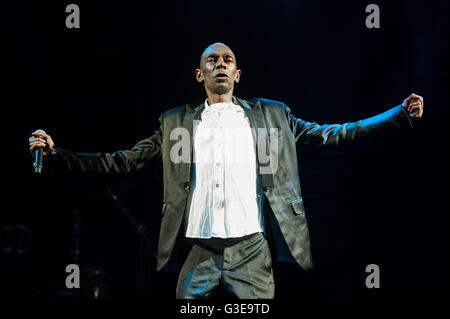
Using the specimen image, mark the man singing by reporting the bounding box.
[28,42,423,299]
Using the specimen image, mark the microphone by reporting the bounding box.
[33,129,46,175]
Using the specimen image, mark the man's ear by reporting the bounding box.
[195,69,204,83]
[234,69,241,83]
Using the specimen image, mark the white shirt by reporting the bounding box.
[184,99,264,238]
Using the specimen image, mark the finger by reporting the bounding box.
[412,105,423,114]
[30,137,46,144]
[409,100,422,110]
[31,138,46,143]
[30,141,46,148]
[412,100,423,110]
[29,138,46,144]
[31,133,45,140]
[30,142,46,150]
[403,96,412,108]
[417,96,424,107]
[410,94,424,106]
[32,131,48,139]
[409,106,422,117]
[412,111,421,118]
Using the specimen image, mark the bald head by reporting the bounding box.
[199,42,237,68]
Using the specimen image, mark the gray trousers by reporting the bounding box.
[176,232,275,299]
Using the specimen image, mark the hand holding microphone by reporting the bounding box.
[28,129,55,175]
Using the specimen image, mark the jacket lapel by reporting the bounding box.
[235,97,275,188]
[178,102,204,185]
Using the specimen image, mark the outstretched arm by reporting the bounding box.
[285,93,423,146]
[28,113,164,175]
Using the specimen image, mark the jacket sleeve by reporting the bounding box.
[284,104,414,146]
[47,113,164,174]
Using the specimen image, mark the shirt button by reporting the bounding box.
[216,184,220,188]
[216,163,220,166]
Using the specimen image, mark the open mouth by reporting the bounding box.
[215,73,228,79]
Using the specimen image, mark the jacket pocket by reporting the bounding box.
[290,196,305,215]
[161,201,167,217]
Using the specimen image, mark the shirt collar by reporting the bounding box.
[204,96,240,112]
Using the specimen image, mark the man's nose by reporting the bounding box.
[216,57,226,69]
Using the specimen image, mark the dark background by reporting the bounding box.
[0,0,447,301]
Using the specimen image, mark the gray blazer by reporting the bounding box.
[49,96,413,271]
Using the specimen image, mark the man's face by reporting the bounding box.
[196,43,241,95]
